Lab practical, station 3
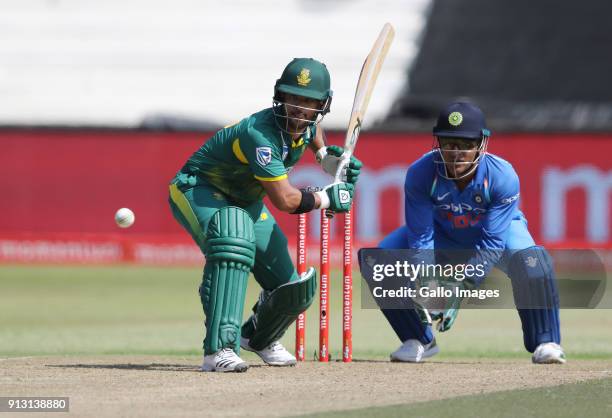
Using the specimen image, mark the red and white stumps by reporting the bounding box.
[294,208,353,363]
[295,213,307,361]
[342,210,353,362]
[319,210,330,362]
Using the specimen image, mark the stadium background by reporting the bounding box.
[2,2,611,416]
[1,0,610,264]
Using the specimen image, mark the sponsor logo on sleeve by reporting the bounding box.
[501,192,520,205]
[256,147,272,166]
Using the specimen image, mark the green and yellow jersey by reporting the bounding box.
[177,108,315,206]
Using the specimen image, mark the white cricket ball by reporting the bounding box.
[115,207,135,228]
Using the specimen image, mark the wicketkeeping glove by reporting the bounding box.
[429,278,474,332]
[412,276,471,332]
[430,304,459,333]
[316,145,362,184]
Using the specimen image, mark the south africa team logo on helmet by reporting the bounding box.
[448,111,463,126]
[296,69,311,86]
[275,58,332,101]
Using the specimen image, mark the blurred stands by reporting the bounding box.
[0,0,430,130]
[385,0,612,131]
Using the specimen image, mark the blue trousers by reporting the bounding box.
[379,219,560,352]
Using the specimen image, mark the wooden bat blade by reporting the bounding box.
[343,23,395,155]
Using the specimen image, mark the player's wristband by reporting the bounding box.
[291,190,316,214]
[315,190,330,209]
[315,147,328,165]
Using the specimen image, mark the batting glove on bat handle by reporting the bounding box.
[315,182,354,213]
[317,146,362,185]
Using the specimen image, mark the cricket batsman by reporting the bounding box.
[168,58,362,372]
[378,102,565,364]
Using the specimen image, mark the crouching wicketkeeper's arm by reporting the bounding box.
[260,178,354,214]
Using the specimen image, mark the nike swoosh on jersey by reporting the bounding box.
[436,192,450,201]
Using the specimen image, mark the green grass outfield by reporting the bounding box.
[1,264,612,359]
[298,377,612,418]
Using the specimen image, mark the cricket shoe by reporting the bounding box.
[390,338,439,363]
[241,337,297,366]
[201,348,249,373]
[532,343,566,364]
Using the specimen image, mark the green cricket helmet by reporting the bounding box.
[272,58,333,136]
[274,58,333,114]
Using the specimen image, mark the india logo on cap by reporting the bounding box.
[448,111,463,127]
[297,69,311,86]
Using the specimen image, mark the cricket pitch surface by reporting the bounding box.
[2,356,611,417]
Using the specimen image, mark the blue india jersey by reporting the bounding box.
[403,151,523,251]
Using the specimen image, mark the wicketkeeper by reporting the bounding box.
[378,102,565,364]
[168,58,362,372]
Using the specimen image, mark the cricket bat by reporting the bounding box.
[334,22,395,182]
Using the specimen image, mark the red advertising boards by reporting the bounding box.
[0,130,610,264]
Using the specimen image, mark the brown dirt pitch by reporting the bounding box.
[2,356,611,417]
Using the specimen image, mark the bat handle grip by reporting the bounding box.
[328,153,352,219]
[333,154,352,183]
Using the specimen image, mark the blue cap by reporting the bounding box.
[433,102,491,139]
